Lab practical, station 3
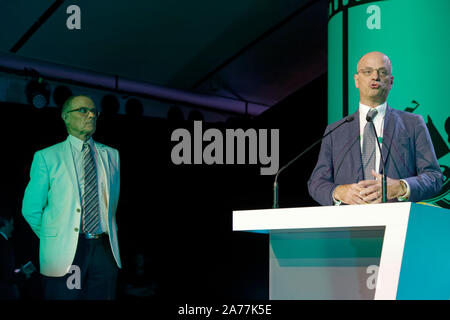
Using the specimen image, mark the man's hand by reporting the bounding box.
[334,170,407,204]
[333,183,367,205]
[358,170,407,203]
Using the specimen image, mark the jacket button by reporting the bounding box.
[76,208,81,213]
[74,227,79,232]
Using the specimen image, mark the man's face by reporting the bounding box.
[354,52,393,106]
[63,96,98,140]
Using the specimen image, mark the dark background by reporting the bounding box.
[0,0,330,302]
[0,73,327,301]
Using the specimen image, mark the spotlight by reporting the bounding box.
[25,78,51,108]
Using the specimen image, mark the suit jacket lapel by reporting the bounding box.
[334,110,363,182]
[379,105,396,173]
[95,143,111,204]
[349,110,364,181]
[62,138,81,205]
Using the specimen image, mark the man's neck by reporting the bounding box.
[69,133,92,142]
[361,99,387,108]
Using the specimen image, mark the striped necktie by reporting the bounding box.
[362,109,378,180]
[82,142,100,234]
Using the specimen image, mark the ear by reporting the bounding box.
[387,75,394,90]
[354,73,359,89]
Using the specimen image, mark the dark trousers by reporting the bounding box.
[42,234,118,300]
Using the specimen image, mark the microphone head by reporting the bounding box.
[366,109,378,122]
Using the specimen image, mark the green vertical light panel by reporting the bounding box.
[328,0,450,208]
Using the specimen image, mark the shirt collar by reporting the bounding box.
[68,135,94,152]
[0,231,8,240]
[359,101,387,121]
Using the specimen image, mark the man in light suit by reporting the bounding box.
[308,52,443,205]
[22,95,121,299]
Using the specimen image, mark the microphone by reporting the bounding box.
[273,115,355,208]
[366,111,387,203]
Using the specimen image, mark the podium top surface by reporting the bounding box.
[232,202,444,232]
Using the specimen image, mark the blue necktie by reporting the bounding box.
[82,142,100,234]
[362,109,378,180]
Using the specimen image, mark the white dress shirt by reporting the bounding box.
[359,102,386,175]
[68,135,106,234]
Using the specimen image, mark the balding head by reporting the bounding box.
[356,51,392,74]
[61,95,98,141]
[354,51,394,107]
[61,95,90,115]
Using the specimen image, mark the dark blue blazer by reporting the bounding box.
[308,106,443,206]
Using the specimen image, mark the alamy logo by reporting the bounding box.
[66,5,81,30]
[366,5,381,30]
[366,265,379,290]
[170,121,279,175]
[66,265,81,290]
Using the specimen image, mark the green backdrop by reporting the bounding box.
[327,0,450,208]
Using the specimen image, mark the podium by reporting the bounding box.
[232,202,450,300]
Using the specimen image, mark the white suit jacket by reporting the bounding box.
[22,137,121,277]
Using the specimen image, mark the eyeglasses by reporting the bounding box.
[66,107,100,117]
[358,67,390,77]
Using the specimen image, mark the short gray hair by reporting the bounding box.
[61,95,78,115]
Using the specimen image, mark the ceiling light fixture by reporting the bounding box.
[25,77,51,108]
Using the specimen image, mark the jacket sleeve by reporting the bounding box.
[22,151,50,238]
[307,126,338,206]
[403,116,444,202]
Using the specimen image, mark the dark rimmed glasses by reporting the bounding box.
[358,67,390,78]
[67,107,100,118]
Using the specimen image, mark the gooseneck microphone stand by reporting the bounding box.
[273,116,354,208]
[366,114,387,203]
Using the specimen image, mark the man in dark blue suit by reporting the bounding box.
[308,52,443,206]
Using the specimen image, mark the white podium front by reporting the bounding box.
[232,202,450,300]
